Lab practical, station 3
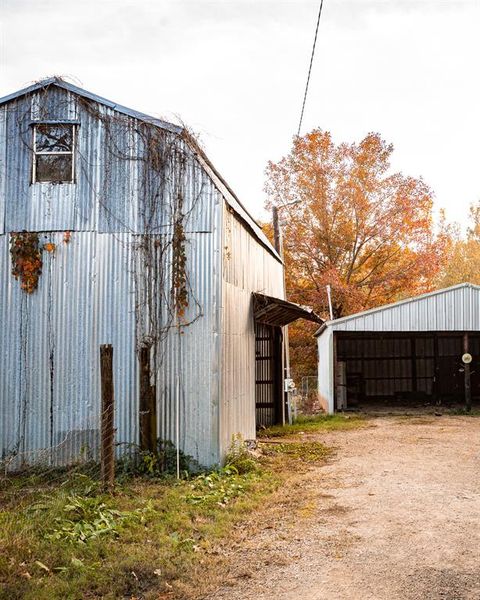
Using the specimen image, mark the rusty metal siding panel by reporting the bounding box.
[220,204,284,457]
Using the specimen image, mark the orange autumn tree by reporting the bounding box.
[438,202,480,287]
[265,130,448,379]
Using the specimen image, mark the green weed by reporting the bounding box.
[224,434,260,474]
[261,441,332,462]
[258,413,366,438]
[30,494,156,544]
[0,460,276,599]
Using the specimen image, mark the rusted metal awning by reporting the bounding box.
[253,293,323,326]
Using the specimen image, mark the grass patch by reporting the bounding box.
[0,430,339,599]
[258,413,366,438]
[261,441,332,462]
[0,462,280,600]
[0,428,337,600]
[447,407,480,416]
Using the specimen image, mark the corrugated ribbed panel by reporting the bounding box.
[317,284,480,414]
[220,205,284,456]
[317,328,334,413]
[0,220,221,468]
[329,284,480,332]
[0,106,6,234]
[0,83,283,469]
[156,227,220,466]
[0,232,136,467]
[1,86,213,235]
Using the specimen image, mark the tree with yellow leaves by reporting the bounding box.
[438,204,480,287]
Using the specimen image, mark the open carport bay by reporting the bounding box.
[335,331,479,411]
[317,284,480,413]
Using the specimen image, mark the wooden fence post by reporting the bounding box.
[139,346,157,453]
[100,344,115,492]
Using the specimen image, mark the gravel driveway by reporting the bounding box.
[207,416,480,600]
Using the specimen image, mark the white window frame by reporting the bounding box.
[32,123,76,184]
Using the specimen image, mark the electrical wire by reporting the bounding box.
[297,0,326,137]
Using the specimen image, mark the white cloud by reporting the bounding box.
[1,0,478,226]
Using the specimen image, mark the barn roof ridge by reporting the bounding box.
[0,77,281,263]
[0,77,182,133]
[315,282,480,336]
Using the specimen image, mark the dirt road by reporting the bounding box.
[207,417,480,600]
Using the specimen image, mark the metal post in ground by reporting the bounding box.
[463,332,472,412]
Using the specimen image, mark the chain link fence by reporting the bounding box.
[290,375,322,418]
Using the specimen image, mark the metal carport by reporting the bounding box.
[316,283,480,412]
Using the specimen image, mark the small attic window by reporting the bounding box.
[32,123,76,183]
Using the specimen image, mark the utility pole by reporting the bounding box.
[272,201,300,424]
[272,205,281,255]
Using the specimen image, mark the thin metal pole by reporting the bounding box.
[326,284,334,320]
[175,297,181,479]
[272,205,280,254]
[463,332,472,412]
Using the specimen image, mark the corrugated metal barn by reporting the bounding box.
[317,283,480,412]
[0,77,319,469]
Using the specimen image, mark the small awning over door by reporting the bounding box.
[253,293,323,326]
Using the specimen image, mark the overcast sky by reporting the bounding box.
[1,0,479,227]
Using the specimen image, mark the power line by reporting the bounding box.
[297,0,326,137]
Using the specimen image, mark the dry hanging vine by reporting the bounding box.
[172,204,188,318]
[11,82,205,389]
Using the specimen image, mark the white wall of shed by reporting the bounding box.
[317,328,335,414]
[219,204,284,459]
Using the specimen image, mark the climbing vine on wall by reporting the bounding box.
[75,97,204,344]
[10,232,43,294]
[172,209,188,318]
[13,84,205,368]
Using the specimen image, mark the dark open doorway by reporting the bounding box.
[252,292,323,428]
[334,331,480,411]
[255,322,283,427]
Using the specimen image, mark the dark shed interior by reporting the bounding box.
[335,331,480,410]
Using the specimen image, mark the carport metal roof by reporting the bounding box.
[315,283,480,336]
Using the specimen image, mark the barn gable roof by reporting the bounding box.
[315,283,480,336]
[0,78,280,262]
[0,77,182,133]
